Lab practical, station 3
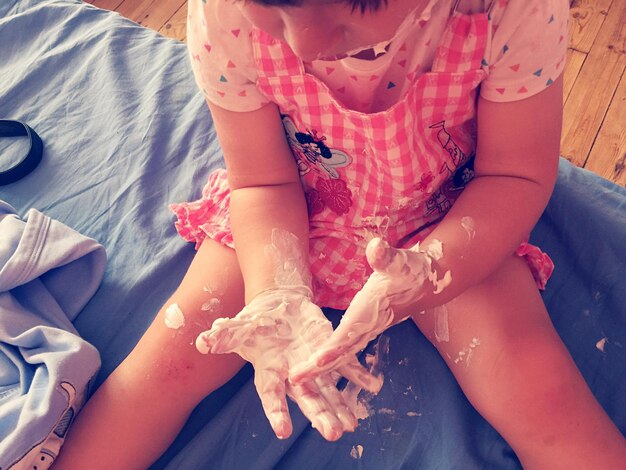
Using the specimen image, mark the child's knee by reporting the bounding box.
[141,322,245,406]
[471,335,582,420]
[126,242,246,402]
[126,288,244,401]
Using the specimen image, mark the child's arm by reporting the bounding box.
[205,101,380,439]
[291,74,626,467]
[207,101,310,300]
[407,74,563,309]
[292,75,564,374]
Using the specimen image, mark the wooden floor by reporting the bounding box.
[87,0,626,186]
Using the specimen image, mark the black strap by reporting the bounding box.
[0,120,44,186]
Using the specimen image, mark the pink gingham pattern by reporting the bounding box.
[172,8,554,308]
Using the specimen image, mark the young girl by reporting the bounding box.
[55,0,626,468]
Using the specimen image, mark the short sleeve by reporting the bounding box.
[480,0,569,102]
[187,0,269,112]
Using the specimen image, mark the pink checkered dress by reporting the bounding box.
[172,7,554,309]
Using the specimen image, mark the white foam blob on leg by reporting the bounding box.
[164,303,185,330]
[461,216,476,240]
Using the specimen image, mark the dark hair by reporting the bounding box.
[244,0,388,14]
[295,132,332,159]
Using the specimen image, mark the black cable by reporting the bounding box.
[0,120,44,186]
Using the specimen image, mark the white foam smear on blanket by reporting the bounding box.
[164,303,185,330]
[350,444,364,459]
[342,335,390,421]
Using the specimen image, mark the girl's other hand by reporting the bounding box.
[291,238,435,382]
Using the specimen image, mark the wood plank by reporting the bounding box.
[158,2,187,42]
[568,0,613,53]
[585,69,626,186]
[115,0,186,32]
[561,0,626,167]
[91,0,125,10]
[563,48,586,103]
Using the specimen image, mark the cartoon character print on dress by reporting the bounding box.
[424,120,476,216]
[282,115,352,180]
[281,115,354,216]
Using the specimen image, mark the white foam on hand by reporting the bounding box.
[196,287,382,440]
[196,226,383,441]
[291,237,447,381]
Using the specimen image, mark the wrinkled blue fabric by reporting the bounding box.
[0,201,105,468]
[0,1,624,469]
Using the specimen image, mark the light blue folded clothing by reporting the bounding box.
[0,201,105,469]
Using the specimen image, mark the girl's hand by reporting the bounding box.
[195,286,382,441]
[291,237,440,382]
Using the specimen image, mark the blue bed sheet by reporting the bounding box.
[0,1,624,468]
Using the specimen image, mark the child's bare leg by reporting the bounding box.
[55,240,246,470]
[407,255,626,469]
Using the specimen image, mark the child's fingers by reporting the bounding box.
[289,337,362,384]
[366,237,395,271]
[288,381,344,441]
[293,281,395,380]
[313,319,378,368]
[314,374,357,433]
[365,237,420,275]
[195,317,254,354]
[195,328,238,355]
[255,368,293,440]
[366,237,431,286]
[315,345,357,372]
[292,320,380,381]
[289,354,381,392]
